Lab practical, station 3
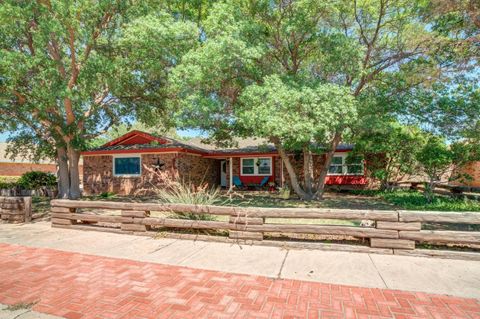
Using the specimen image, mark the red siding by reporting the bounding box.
[325,175,367,185]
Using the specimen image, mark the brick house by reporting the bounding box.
[82,130,370,195]
[0,142,57,177]
[454,161,480,187]
[0,142,84,179]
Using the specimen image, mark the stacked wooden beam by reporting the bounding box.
[48,199,480,260]
[0,196,31,223]
[121,210,150,232]
[370,221,420,250]
[229,214,264,240]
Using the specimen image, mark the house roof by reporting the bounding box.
[83,130,354,157]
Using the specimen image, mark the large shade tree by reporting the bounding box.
[0,1,198,198]
[170,0,447,200]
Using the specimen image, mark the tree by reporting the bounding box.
[428,0,479,61]
[416,136,454,201]
[0,1,198,198]
[170,0,445,200]
[416,136,480,201]
[238,75,356,199]
[353,120,426,190]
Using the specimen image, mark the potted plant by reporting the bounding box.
[279,184,290,199]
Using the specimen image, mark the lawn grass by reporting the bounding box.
[350,190,480,212]
[224,192,396,210]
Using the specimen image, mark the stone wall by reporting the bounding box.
[0,196,31,223]
[83,153,219,195]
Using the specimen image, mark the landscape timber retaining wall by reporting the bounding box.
[50,199,480,260]
[0,196,32,223]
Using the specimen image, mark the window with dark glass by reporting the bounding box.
[114,157,141,176]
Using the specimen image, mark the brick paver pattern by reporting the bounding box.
[0,243,479,319]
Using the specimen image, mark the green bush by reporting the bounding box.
[17,171,57,190]
[0,178,18,189]
[380,190,480,212]
[98,191,116,199]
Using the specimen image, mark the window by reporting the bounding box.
[241,158,255,174]
[241,157,272,175]
[328,156,344,174]
[327,153,363,175]
[114,156,141,176]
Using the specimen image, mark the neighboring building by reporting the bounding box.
[82,130,369,195]
[0,143,57,177]
[454,161,480,188]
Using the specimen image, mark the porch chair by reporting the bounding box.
[233,176,245,189]
[256,176,270,190]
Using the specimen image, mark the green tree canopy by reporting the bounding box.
[0,1,198,198]
[170,0,447,199]
[353,120,427,190]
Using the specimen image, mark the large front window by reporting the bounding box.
[328,153,363,175]
[241,157,272,176]
[114,156,141,176]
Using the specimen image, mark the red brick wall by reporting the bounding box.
[0,163,57,177]
[177,154,220,188]
[454,161,480,187]
[82,153,219,195]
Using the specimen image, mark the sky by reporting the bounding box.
[0,132,10,142]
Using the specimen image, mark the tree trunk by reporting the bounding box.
[57,146,70,199]
[67,145,81,199]
[314,133,342,199]
[272,138,309,200]
[425,178,436,203]
[303,146,314,196]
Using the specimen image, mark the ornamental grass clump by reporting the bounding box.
[142,166,227,220]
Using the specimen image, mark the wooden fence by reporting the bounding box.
[50,199,480,260]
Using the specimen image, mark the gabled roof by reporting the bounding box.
[101,130,168,147]
[83,130,354,156]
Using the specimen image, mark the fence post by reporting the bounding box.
[228,213,264,241]
[121,210,150,233]
[51,203,77,226]
[23,196,32,222]
[370,212,418,250]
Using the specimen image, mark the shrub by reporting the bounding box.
[380,190,480,211]
[0,177,19,189]
[17,171,57,190]
[141,167,227,220]
[98,191,116,199]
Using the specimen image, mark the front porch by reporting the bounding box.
[207,155,283,191]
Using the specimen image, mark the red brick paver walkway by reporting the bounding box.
[0,243,479,319]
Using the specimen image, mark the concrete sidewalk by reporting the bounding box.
[1,222,479,299]
[0,303,62,319]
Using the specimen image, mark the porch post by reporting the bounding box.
[280,158,284,188]
[229,157,233,191]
